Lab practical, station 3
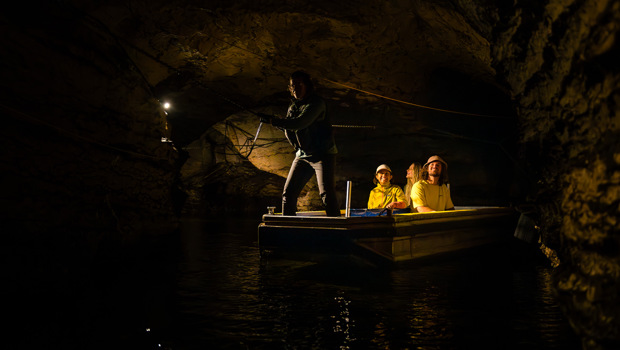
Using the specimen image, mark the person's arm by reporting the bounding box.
[386,186,408,209]
[271,97,325,131]
[416,206,435,212]
[386,201,407,209]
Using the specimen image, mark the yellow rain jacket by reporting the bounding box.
[368,184,407,209]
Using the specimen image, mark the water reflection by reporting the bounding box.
[165,216,580,349]
[332,295,355,349]
[406,285,452,349]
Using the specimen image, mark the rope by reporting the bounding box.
[412,126,534,184]
[332,124,376,129]
[220,120,287,158]
[321,79,511,119]
[185,16,509,120]
[69,5,522,165]
[76,5,510,121]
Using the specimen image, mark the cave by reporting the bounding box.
[2,0,618,349]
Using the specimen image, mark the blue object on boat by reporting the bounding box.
[349,208,411,217]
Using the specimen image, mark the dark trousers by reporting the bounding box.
[282,154,340,217]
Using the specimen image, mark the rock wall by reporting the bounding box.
[487,0,620,348]
[1,3,183,291]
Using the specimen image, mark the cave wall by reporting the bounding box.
[1,3,183,293]
[487,0,620,348]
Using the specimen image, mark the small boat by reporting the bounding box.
[258,206,519,265]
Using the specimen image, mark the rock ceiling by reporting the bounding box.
[82,0,523,209]
[91,0,507,140]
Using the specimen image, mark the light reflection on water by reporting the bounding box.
[163,216,580,350]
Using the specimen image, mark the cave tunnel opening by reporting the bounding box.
[165,63,528,213]
[416,67,524,206]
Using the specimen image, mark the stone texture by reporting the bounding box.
[488,0,620,348]
[1,2,183,288]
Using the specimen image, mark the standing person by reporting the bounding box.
[259,71,340,216]
[410,155,455,212]
[404,162,422,211]
[368,164,408,210]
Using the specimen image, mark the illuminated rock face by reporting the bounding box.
[1,0,618,348]
[490,1,620,347]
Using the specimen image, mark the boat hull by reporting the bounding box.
[258,206,518,264]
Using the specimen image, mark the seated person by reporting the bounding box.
[368,164,408,210]
[404,162,422,212]
[411,155,455,212]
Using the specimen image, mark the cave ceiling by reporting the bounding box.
[80,0,508,146]
[5,0,617,206]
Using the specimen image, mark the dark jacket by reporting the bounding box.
[272,93,337,157]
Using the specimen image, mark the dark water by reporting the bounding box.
[8,216,581,349]
[162,217,581,350]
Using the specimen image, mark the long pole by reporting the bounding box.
[252,122,263,143]
[345,181,352,217]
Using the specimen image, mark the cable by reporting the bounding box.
[332,124,376,129]
[412,126,534,184]
[322,79,512,119]
[77,5,511,121]
[70,4,523,170]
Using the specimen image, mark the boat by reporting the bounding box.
[258,206,519,265]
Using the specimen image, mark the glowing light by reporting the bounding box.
[163,102,171,109]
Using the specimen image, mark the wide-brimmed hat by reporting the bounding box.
[423,155,447,169]
[375,164,392,174]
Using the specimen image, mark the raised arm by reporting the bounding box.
[272,96,325,131]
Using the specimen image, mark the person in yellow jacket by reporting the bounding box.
[368,164,408,209]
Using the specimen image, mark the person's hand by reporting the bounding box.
[257,113,272,124]
[386,202,404,209]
